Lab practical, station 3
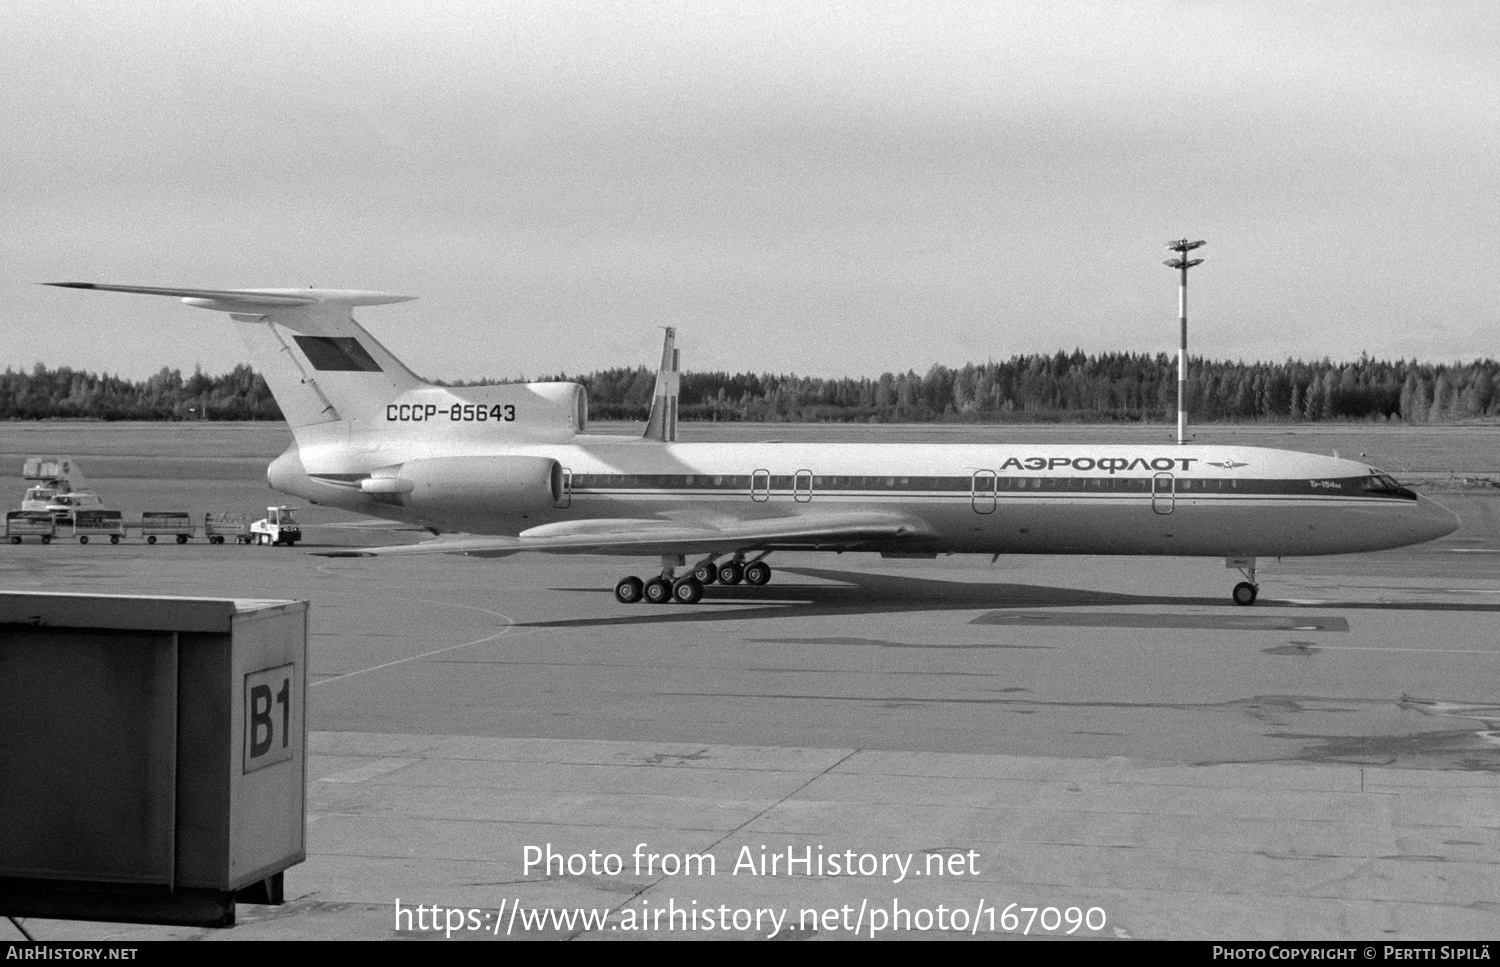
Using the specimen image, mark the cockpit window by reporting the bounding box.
[1361,474,1405,493]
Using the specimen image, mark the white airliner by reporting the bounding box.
[49,283,1459,606]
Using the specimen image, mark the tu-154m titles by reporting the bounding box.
[49,283,1459,605]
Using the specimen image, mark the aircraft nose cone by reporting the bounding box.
[1414,495,1461,542]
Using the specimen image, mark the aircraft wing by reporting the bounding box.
[314,511,933,559]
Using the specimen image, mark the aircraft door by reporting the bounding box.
[794,470,813,503]
[1152,472,1175,515]
[751,469,771,502]
[971,470,997,514]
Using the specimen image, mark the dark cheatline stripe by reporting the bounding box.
[565,473,1416,501]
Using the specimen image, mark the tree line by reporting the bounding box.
[3,354,1496,423]
[570,353,1498,424]
[0,364,279,420]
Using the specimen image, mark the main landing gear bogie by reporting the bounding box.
[713,559,771,587]
[614,557,774,605]
[671,576,703,604]
[613,575,710,605]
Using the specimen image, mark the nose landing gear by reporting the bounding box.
[1228,557,1259,606]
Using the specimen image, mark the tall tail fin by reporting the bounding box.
[46,284,425,437]
[642,326,679,442]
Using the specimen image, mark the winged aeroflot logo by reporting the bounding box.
[1205,460,1249,469]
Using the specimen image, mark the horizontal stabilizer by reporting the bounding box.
[48,280,428,431]
[44,282,416,313]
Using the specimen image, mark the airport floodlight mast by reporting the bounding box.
[1164,239,1205,445]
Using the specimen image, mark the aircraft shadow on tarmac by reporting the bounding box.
[521,566,1500,630]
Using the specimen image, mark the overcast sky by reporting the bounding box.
[2,1,1496,382]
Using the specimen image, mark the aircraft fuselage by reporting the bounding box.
[274,437,1459,559]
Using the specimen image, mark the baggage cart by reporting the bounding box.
[70,509,126,545]
[204,512,253,544]
[6,511,56,544]
[141,511,196,545]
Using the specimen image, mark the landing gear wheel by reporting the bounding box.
[615,576,645,604]
[110,535,120,545]
[1232,581,1259,606]
[692,562,718,584]
[147,535,157,545]
[717,561,744,585]
[744,561,772,586]
[671,577,704,604]
[643,578,672,604]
